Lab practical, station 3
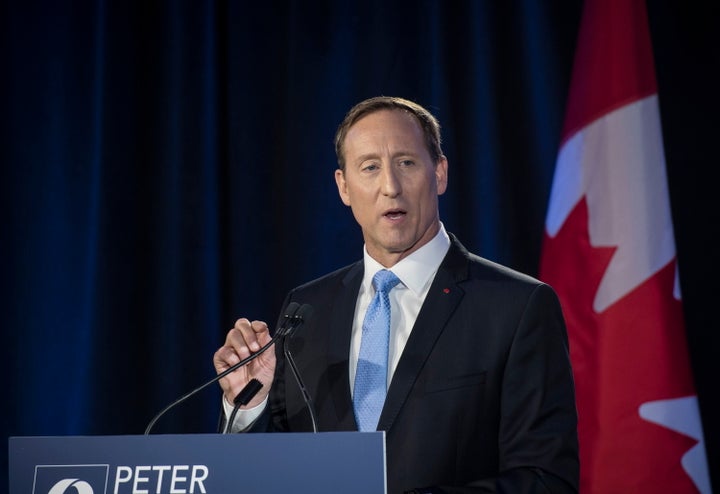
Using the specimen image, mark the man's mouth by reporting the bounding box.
[383,209,406,220]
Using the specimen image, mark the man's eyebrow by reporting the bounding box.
[354,152,381,163]
[354,150,419,163]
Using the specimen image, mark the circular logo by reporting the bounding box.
[48,478,94,494]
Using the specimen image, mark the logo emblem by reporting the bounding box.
[48,479,94,494]
[33,465,108,494]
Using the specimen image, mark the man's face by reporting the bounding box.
[335,109,448,267]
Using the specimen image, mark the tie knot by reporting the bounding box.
[372,269,400,294]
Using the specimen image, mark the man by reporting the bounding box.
[213,96,579,493]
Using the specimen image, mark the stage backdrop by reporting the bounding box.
[1,1,717,489]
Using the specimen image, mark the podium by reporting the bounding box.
[9,432,386,493]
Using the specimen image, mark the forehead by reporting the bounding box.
[344,109,425,151]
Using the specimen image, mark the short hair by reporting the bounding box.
[334,96,444,170]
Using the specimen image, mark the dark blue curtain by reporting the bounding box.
[2,1,718,488]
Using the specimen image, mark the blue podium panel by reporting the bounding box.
[9,432,386,494]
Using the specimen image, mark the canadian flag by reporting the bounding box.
[539,0,711,492]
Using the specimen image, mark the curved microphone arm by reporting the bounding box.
[144,302,303,435]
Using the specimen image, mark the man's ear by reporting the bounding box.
[435,156,448,195]
[335,169,351,206]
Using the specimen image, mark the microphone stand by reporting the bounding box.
[284,331,319,432]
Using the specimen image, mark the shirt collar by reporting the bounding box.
[362,223,451,296]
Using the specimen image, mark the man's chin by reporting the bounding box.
[382,238,423,259]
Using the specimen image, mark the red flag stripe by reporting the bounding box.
[560,0,657,147]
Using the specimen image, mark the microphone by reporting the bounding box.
[222,378,264,434]
[144,302,304,435]
[283,304,319,432]
[223,303,316,434]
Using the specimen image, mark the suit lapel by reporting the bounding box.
[325,261,363,430]
[377,237,469,431]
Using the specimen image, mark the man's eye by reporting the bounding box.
[400,160,415,167]
[362,163,379,172]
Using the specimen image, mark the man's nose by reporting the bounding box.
[380,165,401,197]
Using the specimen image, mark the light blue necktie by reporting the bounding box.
[353,269,401,431]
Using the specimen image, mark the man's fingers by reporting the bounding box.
[213,346,241,371]
[216,319,272,372]
[234,319,269,352]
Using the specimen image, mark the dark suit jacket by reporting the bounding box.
[253,234,579,493]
